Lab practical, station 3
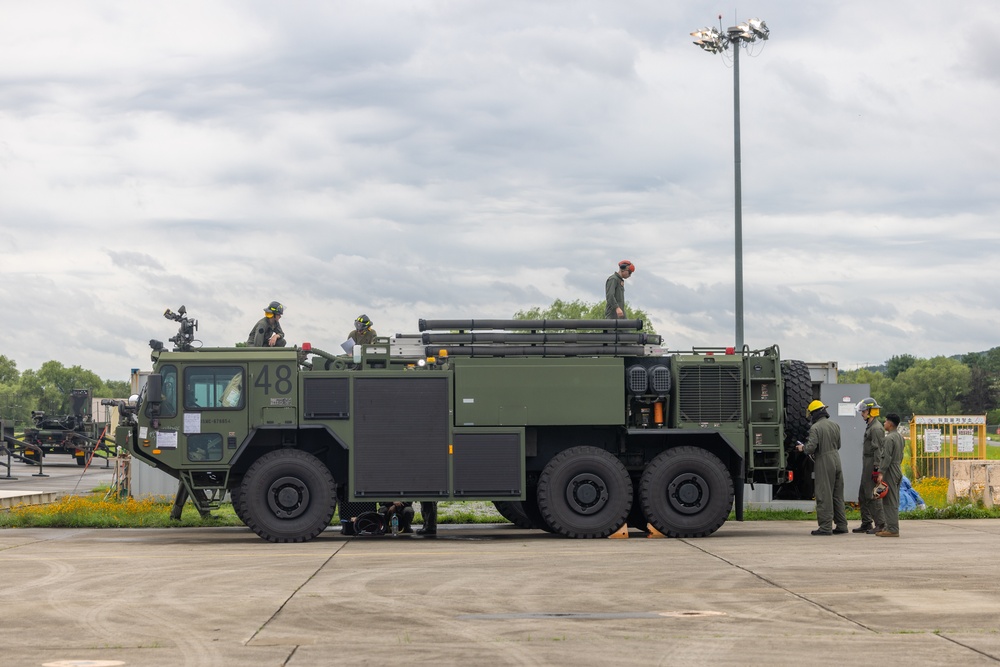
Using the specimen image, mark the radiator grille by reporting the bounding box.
[677,365,742,423]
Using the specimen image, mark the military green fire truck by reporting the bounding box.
[112,306,812,543]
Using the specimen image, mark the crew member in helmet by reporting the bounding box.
[853,397,886,534]
[247,301,286,347]
[348,314,377,346]
[796,400,848,535]
[876,413,905,537]
[605,260,635,319]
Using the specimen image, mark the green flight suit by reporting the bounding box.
[247,315,286,347]
[859,418,886,529]
[803,415,847,532]
[348,328,377,345]
[605,272,625,319]
[878,430,905,534]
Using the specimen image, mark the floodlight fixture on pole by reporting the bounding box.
[690,16,769,351]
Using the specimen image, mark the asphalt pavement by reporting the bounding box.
[1,516,999,667]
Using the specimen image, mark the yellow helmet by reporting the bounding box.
[806,400,827,414]
[856,397,881,417]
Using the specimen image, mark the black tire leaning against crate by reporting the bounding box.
[779,359,816,500]
[781,360,812,445]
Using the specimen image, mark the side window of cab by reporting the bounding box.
[183,366,244,410]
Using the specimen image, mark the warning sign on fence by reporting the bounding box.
[957,428,975,453]
[910,415,987,479]
[924,429,942,453]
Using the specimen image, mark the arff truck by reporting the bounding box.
[112,307,812,543]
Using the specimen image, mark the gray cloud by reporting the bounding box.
[1,1,999,381]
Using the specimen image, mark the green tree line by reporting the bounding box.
[0,356,130,427]
[839,349,1000,422]
[513,298,657,335]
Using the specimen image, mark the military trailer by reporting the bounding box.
[21,389,109,465]
[112,307,812,543]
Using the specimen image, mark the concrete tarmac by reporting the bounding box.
[1,519,999,666]
[0,453,117,507]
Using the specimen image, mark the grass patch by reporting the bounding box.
[901,501,1000,520]
[0,495,243,529]
[4,493,998,530]
[433,501,507,524]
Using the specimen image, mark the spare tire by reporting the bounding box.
[782,360,812,445]
[780,359,815,500]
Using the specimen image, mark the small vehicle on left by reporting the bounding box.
[19,389,111,466]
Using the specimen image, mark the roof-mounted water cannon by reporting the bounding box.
[163,305,198,352]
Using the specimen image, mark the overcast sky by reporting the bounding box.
[2,1,999,382]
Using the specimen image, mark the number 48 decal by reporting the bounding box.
[254,364,293,395]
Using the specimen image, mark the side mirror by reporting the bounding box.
[146,374,163,411]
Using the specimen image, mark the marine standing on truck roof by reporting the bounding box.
[604,260,635,319]
[796,400,848,535]
[876,413,904,538]
[853,397,886,534]
[247,301,286,347]
[348,314,377,346]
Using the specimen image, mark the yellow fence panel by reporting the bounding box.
[909,415,987,479]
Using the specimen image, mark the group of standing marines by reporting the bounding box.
[602,262,908,540]
[796,397,906,537]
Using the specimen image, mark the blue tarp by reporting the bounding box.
[899,475,925,512]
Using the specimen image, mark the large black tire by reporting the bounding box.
[779,359,815,500]
[229,483,250,525]
[239,449,337,543]
[521,487,556,533]
[640,447,733,538]
[782,360,812,445]
[537,446,632,539]
[492,501,534,529]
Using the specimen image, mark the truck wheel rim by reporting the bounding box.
[668,473,708,515]
[267,476,311,519]
[565,473,609,515]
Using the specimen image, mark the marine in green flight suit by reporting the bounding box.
[798,400,848,535]
[876,413,905,537]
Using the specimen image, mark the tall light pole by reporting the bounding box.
[691,17,769,351]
